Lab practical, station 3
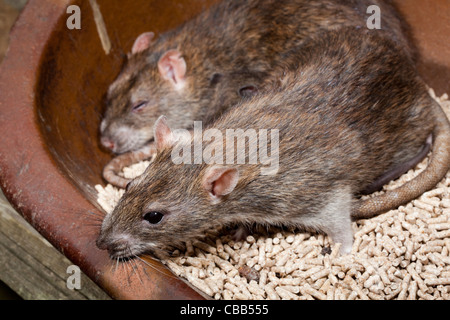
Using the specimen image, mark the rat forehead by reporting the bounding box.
[106,55,155,96]
[134,157,199,192]
[106,70,139,97]
[105,76,157,110]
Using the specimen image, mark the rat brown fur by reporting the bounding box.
[100,0,413,187]
[96,28,450,259]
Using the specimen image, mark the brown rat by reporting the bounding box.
[96,27,450,259]
[100,0,413,187]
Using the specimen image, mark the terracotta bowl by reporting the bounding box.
[0,0,449,299]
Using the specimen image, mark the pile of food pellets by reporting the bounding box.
[96,89,450,300]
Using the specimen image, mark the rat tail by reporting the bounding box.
[352,98,450,220]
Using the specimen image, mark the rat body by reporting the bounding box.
[100,0,412,187]
[97,28,450,259]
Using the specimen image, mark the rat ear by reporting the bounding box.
[203,165,239,201]
[131,32,155,55]
[158,49,187,90]
[154,115,174,150]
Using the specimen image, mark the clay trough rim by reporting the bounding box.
[0,0,204,300]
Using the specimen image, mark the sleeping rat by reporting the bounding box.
[100,0,412,188]
[96,28,450,259]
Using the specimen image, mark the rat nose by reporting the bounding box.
[96,230,135,259]
[101,136,115,151]
[96,236,108,250]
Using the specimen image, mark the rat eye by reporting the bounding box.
[143,211,164,225]
[131,101,148,112]
[238,84,258,98]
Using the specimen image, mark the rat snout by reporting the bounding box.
[96,230,137,260]
[100,136,116,151]
[100,120,121,153]
[96,230,110,251]
[100,124,147,154]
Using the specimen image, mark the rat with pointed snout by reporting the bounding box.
[96,28,450,259]
[99,0,413,188]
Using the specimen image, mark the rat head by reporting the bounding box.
[97,116,242,259]
[100,32,196,154]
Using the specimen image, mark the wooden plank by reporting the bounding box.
[0,191,111,300]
